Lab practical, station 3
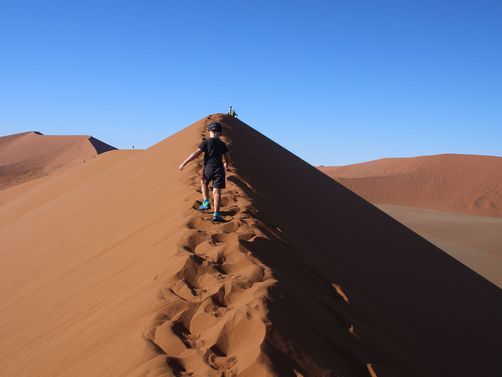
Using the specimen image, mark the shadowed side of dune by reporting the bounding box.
[375,204,502,289]
[88,136,117,154]
[216,115,502,377]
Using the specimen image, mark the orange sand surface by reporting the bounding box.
[1,116,501,377]
[320,154,502,217]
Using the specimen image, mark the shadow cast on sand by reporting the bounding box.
[217,114,502,377]
[145,114,502,377]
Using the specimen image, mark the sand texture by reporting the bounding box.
[1,115,501,377]
[319,154,502,216]
[0,131,116,190]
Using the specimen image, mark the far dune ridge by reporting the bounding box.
[319,154,502,216]
[0,116,501,377]
[0,131,116,190]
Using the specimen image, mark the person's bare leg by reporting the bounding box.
[201,180,209,201]
[213,188,221,213]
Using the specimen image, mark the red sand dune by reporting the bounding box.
[0,131,116,190]
[0,115,501,377]
[319,154,502,217]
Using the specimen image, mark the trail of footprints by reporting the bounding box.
[145,175,276,377]
[144,124,375,377]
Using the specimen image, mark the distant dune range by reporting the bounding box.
[319,154,502,217]
[0,131,116,190]
[0,118,501,377]
[319,155,502,288]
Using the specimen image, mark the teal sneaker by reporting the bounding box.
[199,199,210,211]
[212,212,224,222]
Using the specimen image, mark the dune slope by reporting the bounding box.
[319,154,502,216]
[221,117,502,377]
[0,131,116,190]
[0,115,501,377]
[377,204,502,288]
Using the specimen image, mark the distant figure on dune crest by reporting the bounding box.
[227,105,238,118]
[179,121,231,222]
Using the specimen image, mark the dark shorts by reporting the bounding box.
[201,164,226,189]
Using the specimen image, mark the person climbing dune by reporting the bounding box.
[178,121,231,222]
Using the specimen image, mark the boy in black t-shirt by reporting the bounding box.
[179,121,231,222]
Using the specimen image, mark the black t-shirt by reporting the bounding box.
[198,137,229,166]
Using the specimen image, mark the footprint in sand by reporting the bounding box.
[146,140,276,377]
[179,229,211,254]
[206,345,238,372]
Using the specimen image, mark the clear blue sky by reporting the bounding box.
[1,0,501,165]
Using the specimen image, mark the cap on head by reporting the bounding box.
[207,121,223,133]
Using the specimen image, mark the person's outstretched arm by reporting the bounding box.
[179,148,203,170]
[223,152,231,170]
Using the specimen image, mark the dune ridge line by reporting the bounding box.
[143,118,380,377]
[0,131,116,190]
[143,119,277,376]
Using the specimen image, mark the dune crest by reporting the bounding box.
[142,115,502,376]
[144,128,276,375]
[319,154,502,216]
[0,130,116,190]
[139,116,382,376]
